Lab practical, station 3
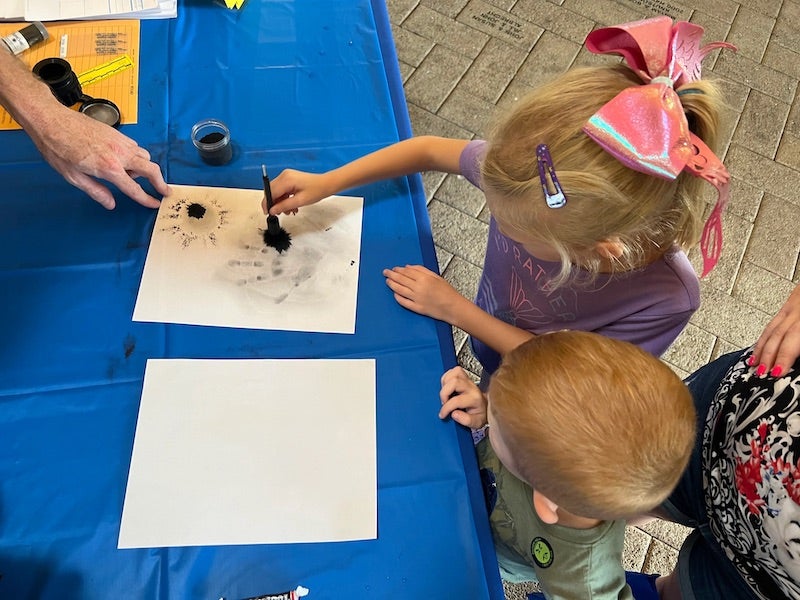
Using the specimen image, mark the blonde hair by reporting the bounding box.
[487,330,695,520]
[482,64,723,287]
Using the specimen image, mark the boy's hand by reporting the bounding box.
[382,264,466,323]
[261,169,332,215]
[438,366,487,429]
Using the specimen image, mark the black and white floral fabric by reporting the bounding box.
[704,350,800,599]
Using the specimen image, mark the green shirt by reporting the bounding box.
[477,438,634,600]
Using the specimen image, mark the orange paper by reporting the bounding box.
[0,20,140,130]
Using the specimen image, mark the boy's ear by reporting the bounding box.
[533,490,560,525]
[594,237,624,259]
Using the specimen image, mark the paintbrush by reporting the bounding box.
[261,164,292,253]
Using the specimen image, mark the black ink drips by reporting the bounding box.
[187,203,206,219]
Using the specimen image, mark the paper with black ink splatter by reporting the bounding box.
[133,184,363,333]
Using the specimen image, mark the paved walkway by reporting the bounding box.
[385,0,800,596]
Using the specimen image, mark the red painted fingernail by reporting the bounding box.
[756,364,767,377]
[747,355,757,366]
[770,366,783,377]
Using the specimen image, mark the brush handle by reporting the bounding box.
[261,164,275,212]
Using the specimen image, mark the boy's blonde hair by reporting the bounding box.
[482,64,723,286]
[487,330,695,520]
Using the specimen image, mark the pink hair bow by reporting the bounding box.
[582,17,736,276]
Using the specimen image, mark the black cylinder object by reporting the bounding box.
[32,57,84,107]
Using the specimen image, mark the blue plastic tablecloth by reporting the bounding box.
[0,1,503,598]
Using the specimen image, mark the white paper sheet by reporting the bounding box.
[0,0,23,19]
[24,0,161,20]
[118,358,377,548]
[133,185,363,334]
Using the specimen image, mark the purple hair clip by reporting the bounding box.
[536,144,567,208]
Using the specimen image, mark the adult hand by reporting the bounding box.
[750,285,800,377]
[262,169,333,215]
[382,264,465,323]
[438,366,487,428]
[28,106,169,210]
[0,48,168,210]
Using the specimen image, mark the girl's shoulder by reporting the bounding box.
[634,247,699,291]
[459,139,487,188]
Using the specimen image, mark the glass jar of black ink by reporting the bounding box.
[191,119,233,166]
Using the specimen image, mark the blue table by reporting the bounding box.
[0,1,503,598]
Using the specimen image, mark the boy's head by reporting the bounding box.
[486,330,695,521]
[481,64,723,286]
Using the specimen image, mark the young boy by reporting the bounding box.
[439,331,696,599]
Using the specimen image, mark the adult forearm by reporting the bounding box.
[0,47,63,130]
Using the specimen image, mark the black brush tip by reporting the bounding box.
[263,226,292,253]
[266,214,281,236]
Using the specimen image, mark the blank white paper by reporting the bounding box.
[118,358,377,548]
[25,0,158,20]
[133,185,363,334]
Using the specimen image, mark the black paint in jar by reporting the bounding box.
[191,119,233,166]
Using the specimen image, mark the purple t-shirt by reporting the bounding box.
[460,140,700,374]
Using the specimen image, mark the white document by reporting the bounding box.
[133,185,363,334]
[0,0,23,19]
[24,0,168,20]
[118,358,377,548]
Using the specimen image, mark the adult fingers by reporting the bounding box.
[773,327,800,375]
[71,172,116,210]
[759,324,800,377]
[751,317,781,363]
[127,155,170,197]
[109,170,162,209]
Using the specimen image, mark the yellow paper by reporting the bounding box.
[0,20,140,130]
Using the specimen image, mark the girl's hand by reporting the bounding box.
[261,169,332,215]
[382,264,465,324]
[750,285,800,377]
[438,366,487,429]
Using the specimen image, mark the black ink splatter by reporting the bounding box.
[159,195,230,248]
[263,228,292,253]
[187,203,206,219]
[123,335,136,359]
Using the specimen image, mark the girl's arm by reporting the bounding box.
[267,136,469,214]
[384,265,534,356]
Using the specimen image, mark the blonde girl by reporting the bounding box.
[265,17,734,376]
